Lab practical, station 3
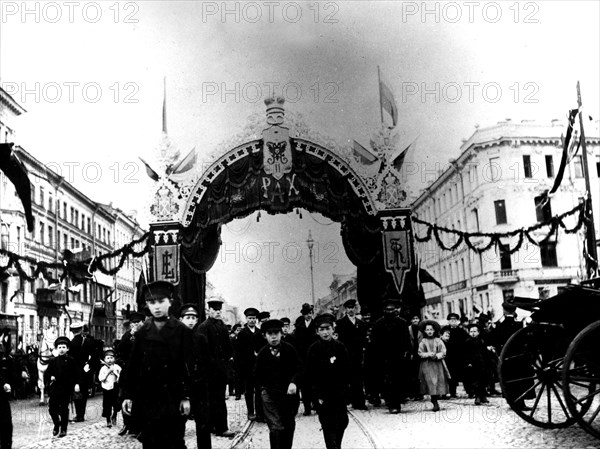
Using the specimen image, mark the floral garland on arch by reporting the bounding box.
[412,201,587,254]
[0,231,152,282]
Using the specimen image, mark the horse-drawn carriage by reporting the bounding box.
[498,280,600,439]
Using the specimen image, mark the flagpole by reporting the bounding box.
[377,66,384,125]
[162,76,168,135]
[576,81,598,277]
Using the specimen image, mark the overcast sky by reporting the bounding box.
[1,1,599,315]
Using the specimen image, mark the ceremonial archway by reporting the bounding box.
[147,97,419,320]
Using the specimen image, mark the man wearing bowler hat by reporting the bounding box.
[306,313,350,449]
[255,319,301,449]
[293,303,317,415]
[196,298,235,438]
[235,307,263,421]
[335,299,368,410]
[121,281,194,449]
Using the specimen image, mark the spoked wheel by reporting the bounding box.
[499,323,574,428]
[563,320,600,439]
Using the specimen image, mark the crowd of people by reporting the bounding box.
[0,282,526,449]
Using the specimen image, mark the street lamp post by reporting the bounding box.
[306,230,315,308]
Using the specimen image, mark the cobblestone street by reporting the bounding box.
[10,393,599,448]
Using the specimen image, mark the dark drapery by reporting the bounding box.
[179,138,408,316]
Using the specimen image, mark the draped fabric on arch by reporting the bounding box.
[178,138,397,318]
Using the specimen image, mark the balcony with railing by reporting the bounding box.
[492,269,519,284]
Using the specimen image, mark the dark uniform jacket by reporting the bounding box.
[121,318,194,420]
[292,317,317,358]
[234,326,261,375]
[369,315,411,370]
[196,317,233,381]
[490,316,521,354]
[117,330,134,368]
[69,334,96,387]
[254,342,301,392]
[44,354,79,398]
[335,316,367,361]
[306,339,350,404]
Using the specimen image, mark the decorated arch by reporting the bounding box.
[146,97,419,319]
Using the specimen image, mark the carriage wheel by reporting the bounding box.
[499,323,574,428]
[563,320,600,439]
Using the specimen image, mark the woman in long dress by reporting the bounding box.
[418,320,449,412]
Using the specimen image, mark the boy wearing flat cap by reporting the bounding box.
[306,313,350,449]
[293,303,317,415]
[235,307,263,421]
[255,319,302,449]
[121,281,194,449]
[444,312,468,398]
[44,336,80,437]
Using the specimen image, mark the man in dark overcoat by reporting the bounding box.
[68,322,96,422]
[369,299,411,413]
[121,281,194,449]
[335,299,368,410]
[196,299,236,438]
[306,313,350,449]
[292,303,317,415]
[235,307,261,421]
[117,311,145,437]
[444,312,468,398]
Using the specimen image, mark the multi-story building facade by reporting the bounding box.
[412,119,600,321]
[316,271,357,319]
[0,86,145,348]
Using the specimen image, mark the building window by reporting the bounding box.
[71,237,75,249]
[39,222,45,245]
[48,225,53,247]
[534,195,552,223]
[40,188,45,208]
[494,200,507,224]
[0,225,8,250]
[31,185,36,203]
[63,202,67,219]
[499,243,512,270]
[574,156,584,178]
[57,231,61,250]
[87,218,91,234]
[596,156,600,177]
[545,155,554,177]
[16,226,21,252]
[64,234,68,250]
[523,155,532,178]
[70,207,75,224]
[471,208,480,231]
[48,194,53,213]
[107,231,111,244]
[540,242,558,267]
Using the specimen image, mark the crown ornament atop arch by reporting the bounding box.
[147,96,413,227]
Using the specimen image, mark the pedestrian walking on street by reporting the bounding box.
[417,320,449,412]
[68,322,96,422]
[293,303,317,416]
[44,336,80,438]
[179,303,212,449]
[335,299,368,410]
[121,281,194,449]
[0,339,15,448]
[444,313,468,398]
[369,299,411,414]
[117,311,145,438]
[255,319,301,449]
[464,323,489,406]
[98,349,121,428]
[408,314,424,400]
[235,307,262,421]
[306,313,350,449]
[196,298,236,438]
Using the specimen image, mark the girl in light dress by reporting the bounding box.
[418,320,450,412]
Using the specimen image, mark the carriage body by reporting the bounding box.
[498,283,600,438]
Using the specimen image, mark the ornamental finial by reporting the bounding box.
[265,96,285,125]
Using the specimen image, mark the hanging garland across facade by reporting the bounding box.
[412,201,587,254]
[0,231,153,282]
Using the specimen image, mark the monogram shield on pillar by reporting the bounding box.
[262,126,292,181]
[380,210,413,295]
[154,244,180,285]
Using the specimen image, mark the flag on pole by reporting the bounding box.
[168,147,197,176]
[352,140,378,164]
[138,157,160,181]
[391,135,419,173]
[548,108,580,195]
[379,68,398,128]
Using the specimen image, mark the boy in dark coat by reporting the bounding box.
[255,319,301,449]
[44,336,80,437]
[235,307,261,421]
[293,303,317,415]
[306,313,350,449]
[444,312,468,398]
[121,281,194,449]
[464,323,489,405]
